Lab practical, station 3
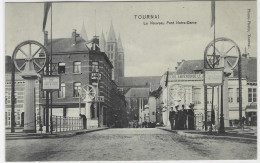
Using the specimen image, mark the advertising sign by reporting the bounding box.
[91,73,101,80]
[42,76,61,90]
[204,69,224,86]
[94,96,105,102]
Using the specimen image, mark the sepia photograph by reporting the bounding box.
[2,0,258,161]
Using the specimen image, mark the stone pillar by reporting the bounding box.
[23,79,36,133]
[84,102,91,119]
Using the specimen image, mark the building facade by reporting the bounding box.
[39,29,126,128]
[152,56,257,129]
[5,56,41,128]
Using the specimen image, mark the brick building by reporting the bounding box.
[39,30,126,128]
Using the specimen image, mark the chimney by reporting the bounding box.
[72,29,80,44]
[91,36,100,51]
[44,31,48,45]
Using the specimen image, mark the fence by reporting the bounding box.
[51,116,84,133]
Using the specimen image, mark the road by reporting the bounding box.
[5,128,257,161]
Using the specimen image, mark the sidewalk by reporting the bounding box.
[158,126,257,141]
[5,127,109,140]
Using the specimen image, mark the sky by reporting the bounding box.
[4,1,257,77]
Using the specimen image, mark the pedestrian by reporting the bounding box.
[188,104,195,130]
[175,105,180,129]
[169,107,175,130]
[79,114,87,129]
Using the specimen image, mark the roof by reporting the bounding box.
[176,60,204,74]
[118,76,161,88]
[46,36,89,54]
[175,57,257,82]
[125,87,150,98]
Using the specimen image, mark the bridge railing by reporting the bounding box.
[51,116,84,133]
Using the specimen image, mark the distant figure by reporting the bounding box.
[79,114,87,129]
[175,105,180,129]
[169,107,175,130]
[188,108,195,130]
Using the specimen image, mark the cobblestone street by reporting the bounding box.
[5,128,257,161]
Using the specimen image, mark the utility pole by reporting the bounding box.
[11,58,15,133]
[238,52,242,127]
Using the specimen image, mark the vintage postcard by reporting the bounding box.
[3,0,257,161]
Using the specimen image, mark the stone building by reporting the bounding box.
[153,56,257,129]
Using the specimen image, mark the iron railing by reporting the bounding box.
[51,116,84,132]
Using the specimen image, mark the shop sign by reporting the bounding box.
[204,69,224,86]
[42,75,60,90]
[91,73,101,80]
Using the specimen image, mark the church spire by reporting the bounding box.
[100,30,106,52]
[107,21,117,42]
[80,22,88,42]
[117,33,124,52]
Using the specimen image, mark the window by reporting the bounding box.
[58,63,65,73]
[58,83,66,98]
[108,53,110,58]
[73,82,81,97]
[193,88,201,104]
[228,88,233,103]
[108,45,110,51]
[111,53,113,60]
[248,88,257,102]
[111,45,113,51]
[73,62,81,73]
[119,55,121,59]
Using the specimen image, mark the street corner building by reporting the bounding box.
[148,56,257,129]
[5,22,128,131]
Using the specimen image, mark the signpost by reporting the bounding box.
[91,73,102,80]
[42,76,61,90]
[94,96,105,102]
[204,69,224,87]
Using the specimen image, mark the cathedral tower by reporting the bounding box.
[106,22,118,81]
[117,33,125,77]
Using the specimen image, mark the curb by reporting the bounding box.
[6,128,109,140]
[158,127,257,141]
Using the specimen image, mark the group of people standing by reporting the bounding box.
[169,104,195,130]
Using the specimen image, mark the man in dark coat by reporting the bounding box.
[169,107,175,130]
[80,114,87,129]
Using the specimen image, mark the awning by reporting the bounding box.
[246,103,257,112]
